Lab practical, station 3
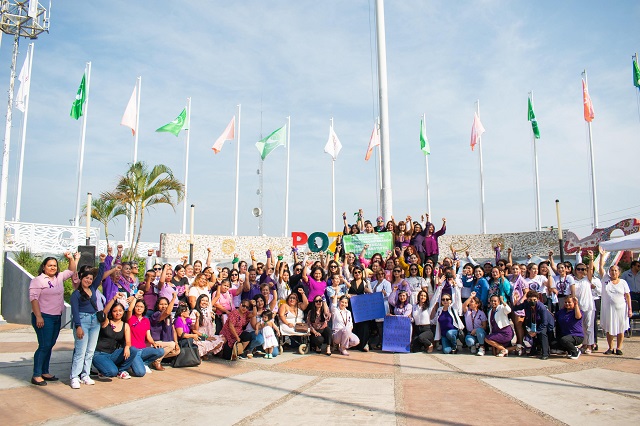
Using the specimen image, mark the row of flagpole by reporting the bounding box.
[9,52,640,239]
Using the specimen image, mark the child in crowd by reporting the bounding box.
[256,310,280,359]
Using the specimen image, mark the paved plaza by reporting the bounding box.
[0,323,638,425]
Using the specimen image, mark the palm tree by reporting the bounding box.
[104,161,184,259]
[82,196,127,248]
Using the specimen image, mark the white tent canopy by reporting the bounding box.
[599,232,640,252]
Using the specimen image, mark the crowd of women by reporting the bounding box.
[28,213,634,389]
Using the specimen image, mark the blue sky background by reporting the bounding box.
[1,0,639,244]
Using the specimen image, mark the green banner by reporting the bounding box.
[343,232,394,259]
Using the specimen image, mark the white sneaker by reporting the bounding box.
[477,347,485,356]
[117,371,131,380]
[80,376,95,385]
[70,377,81,389]
[144,365,152,374]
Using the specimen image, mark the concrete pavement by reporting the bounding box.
[0,323,638,425]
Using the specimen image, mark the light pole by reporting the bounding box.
[0,1,51,322]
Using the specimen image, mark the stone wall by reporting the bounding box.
[439,230,569,260]
[160,234,295,264]
[160,230,569,264]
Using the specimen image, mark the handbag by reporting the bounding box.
[294,323,309,333]
[172,338,201,368]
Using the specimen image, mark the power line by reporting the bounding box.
[563,204,640,226]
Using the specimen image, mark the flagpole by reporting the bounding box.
[583,70,599,228]
[182,97,191,234]
[234,104,241,236]
[284,116,291,236]
[74,61,91,228]
[330,117,336,232]
[530,91,542,231]
[375,0,393,220]
[476,100,486,234]
[15,42,34,222]
[0,33,20,322]
[634,53,640,123]
[422,113,431,218]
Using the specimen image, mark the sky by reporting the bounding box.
[1,0,639,245]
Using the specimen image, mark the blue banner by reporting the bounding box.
[350,292,386,323]
[382,315,412,353]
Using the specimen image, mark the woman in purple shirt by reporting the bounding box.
[553,296,583,359]
[149,294,180,369]
[29,252,77,386]
[392,291,413,317]
[423,217,447,267]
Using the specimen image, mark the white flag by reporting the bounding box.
[324,126,342,160]
[212,116,235,154]
[28,0,38,19]
[365,122,380,161]
[15,53,31,113]
[470,112,485,151]
[121,85,137,135]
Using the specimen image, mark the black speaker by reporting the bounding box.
[77,245,96,272]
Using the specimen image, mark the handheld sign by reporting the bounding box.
[350,292,386,323]
[343,233,394,259]
[382,315,412,353]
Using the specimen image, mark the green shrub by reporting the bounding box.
[13,249,40,276]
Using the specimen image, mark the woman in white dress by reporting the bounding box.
[277,289,309,349]
[598,247,633,355]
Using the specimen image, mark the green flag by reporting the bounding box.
[156,108,187,136]
[633,56,640,88]
[528,97,540,139]
[70,74,86,120]
[255,125,286,160]
[420,117,430,155]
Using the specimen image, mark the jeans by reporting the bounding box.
[92,347,143,377]
[31,313,61,378]
[441,329,459,354]
[464,328,486,347]
[247,331,263,352]
[138,347,165,366]
[247,331,279,357]
[70,312,100,379]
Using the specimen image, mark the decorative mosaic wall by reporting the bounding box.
[160,234,294,264]
[439,230,569,261]
[160,230,569,264]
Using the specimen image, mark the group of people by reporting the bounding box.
[27,213,637,389]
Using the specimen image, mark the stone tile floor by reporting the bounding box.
[1,323,638,425]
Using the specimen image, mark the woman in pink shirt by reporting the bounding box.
[126,297,165,373]
[302,266,327,302]
[29,252,78,386]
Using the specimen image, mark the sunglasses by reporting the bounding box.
[314,299,323,303]
[576,268,587,271]
[154,267,162,271]
[353,270,362,274]
[230,273,238,276]
[393,270,401,273]
[441,298,451,301]
[330,265,338,268]
[240,304,250,309]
